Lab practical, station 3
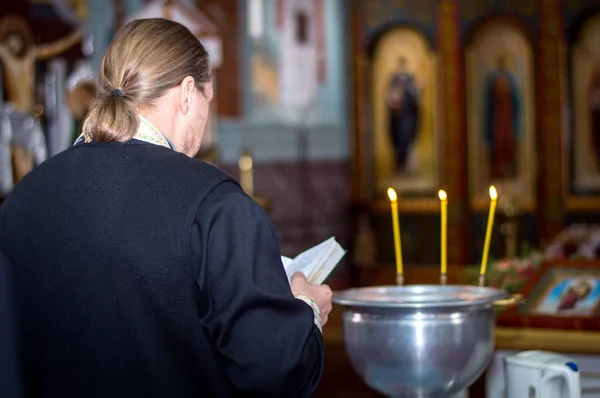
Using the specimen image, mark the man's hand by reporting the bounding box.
[290,272,333,326]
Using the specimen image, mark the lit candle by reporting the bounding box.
[387,187,403,285]
[438,190,448,285]
[238,152,254,197]
[479,186,498,286]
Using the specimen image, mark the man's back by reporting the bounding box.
[0,250,22,398]
[0,141,235,397]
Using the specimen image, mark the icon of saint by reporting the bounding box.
[483,55,520,180]
[386,56,420,173]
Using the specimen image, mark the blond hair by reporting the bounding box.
[83,18,211,142]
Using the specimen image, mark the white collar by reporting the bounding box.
[74,115,175,150]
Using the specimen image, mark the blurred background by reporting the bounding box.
[4,1,600,396]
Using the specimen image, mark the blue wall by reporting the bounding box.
[228,0,350,163]
[243,0,346,126]
[88,0,350,164]
[88,0,114,72]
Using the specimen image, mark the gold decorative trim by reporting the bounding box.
[372,197,439,213]
[565,196,600,212]
[76,115,172,150]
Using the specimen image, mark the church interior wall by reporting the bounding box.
[349,0,600,275]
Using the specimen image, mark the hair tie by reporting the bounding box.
[110,88,124,98]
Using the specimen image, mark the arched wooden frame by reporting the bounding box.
[564,6,600,211]
[463,15,537,212]
[358,23,441,213]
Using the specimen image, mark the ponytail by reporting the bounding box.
[82,88,139,143]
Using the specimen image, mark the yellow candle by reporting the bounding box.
[438,190,448,278]
[479,186,498,281]
[387,188,403,280]
[238,152,254,197]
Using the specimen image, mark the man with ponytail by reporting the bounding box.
[0,18,330,398]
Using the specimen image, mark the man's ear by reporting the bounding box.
[179,76,196,114]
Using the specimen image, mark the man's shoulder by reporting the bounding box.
[38,143,238,202]
[69,142,234,180]
[198,182,269,225]
[168,152,236,186]
[122,146,240,201]
[143,149,244,208]
[203,181,254,210]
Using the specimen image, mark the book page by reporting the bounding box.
[291,237,334,276]
[308,244,346,284]
[281,237,337,281]
[281,256,293,269]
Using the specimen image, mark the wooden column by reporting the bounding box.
[350,0,369,203]
[196,0,241,117]
[537,0,565,239]
[114,0,125,30]
[438,0,469,265]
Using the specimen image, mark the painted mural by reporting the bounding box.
[465,19,536,210]
[371,27,439,196]
[246,0,344,125]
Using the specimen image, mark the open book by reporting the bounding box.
[281,237,346,285]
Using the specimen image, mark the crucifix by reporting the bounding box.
[0,14,81,187]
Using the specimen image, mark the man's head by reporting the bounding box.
[82,18,213,157]
[5,33,25,56]
[0,15,34,58]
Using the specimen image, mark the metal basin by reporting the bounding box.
[332,285,510,397]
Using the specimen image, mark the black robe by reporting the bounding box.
[0,140,324,398]
[0,251,21,398]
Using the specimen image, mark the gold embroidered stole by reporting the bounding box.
[133,115,172,149]
[78,115,171,149]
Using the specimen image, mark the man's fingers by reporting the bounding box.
[291,272,307,281]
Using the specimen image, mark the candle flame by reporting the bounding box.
[489,186,498,200]
[387,187,397,202]
[438,190,447,201]
[238,155,253,171]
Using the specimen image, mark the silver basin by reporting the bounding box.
[332,284,509,397]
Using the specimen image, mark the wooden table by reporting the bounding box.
[495,327,600,354]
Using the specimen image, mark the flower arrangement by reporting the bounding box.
[484,248,545,293]
[464,243,544,293]
[465,224,600,294]
[544,224,600,261]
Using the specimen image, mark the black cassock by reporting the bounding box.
[0,251,21,398]
[0,140,324,398]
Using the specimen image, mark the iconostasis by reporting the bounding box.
[349,0,600,269]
